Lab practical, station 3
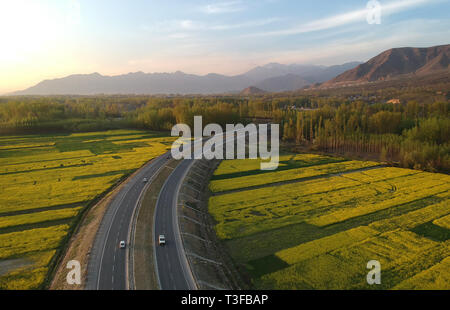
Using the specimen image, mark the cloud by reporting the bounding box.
[200,1,245,14]
[210,18,280,30]
[247,18,450,67]
[142,19,204,33]
[142,17,279,37]
[247,0,438,37]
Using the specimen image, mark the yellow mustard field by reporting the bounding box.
[0,130,175,289]
[208,154,450,289]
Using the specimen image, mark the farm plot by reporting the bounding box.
[208,155,450,289]
[0,130,175,289]
[209,155,379,193]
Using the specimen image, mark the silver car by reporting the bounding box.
[158,235,166,246]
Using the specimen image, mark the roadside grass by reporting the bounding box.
[208,156,450,289]
[0,130,176,289]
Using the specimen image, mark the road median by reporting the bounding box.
[133,159,180,290]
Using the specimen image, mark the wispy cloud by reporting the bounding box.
[248,0,438,37]
[245,18,450,67]
[211,18,280,30]
[142,17,279,37]
[200,1,245,14]
[142,19,204,33]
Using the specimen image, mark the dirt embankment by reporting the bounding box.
[177,159,247,290]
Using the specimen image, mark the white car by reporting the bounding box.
[143,177,148,183]
[119,241,126,249]
[158,235,166,246]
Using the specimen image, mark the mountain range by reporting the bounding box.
[11,62,361,95]
[10,44,449,95]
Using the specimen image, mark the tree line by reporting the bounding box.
[0,93,448,172]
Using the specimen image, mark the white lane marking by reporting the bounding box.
[96,180,135,289]
[126,157,164,289]
[96,155,166,289]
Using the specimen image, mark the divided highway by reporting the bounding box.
[87,129,255,290]
[152,130,255,290]
[153,159,197,290]
[86,153,171,290]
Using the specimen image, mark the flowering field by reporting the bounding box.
[208,154,450,289]
[0,130,175,289]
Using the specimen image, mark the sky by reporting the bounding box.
[0,0,449,94]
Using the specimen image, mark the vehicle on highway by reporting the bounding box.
[158,235,166,246]
[119,241,126,249]
[143,177,148,183]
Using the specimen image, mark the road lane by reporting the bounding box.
[154,159,196,290]
[86,153,170,290]
[88,127,259,290]
[153,129,257,290]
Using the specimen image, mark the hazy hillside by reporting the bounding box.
[12,62,361,95]
[254,74,310,92]
[241,86,267,95]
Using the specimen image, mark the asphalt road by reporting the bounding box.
[153,131,254,290]
[86,153,171,290]
[87,129,258,290]
[153,159,197,290]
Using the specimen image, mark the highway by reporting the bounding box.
[153,159,197,290]
[86,153,171,290]
[152,130,257,290]
[87,128,259,290]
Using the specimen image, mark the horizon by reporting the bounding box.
[1,0,450,94]
[6,59,366,94]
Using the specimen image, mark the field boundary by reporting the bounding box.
[211,165,383,196]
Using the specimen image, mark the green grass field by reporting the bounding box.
[208,153,450,289]
[0,130,175,289]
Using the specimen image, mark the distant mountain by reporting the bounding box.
[11,62,361,95]
[322,44,450,88]
[243,62,361,85]
[255,74,310,92]
[241,86,267,95]
[304,62,363,83]
[242,63,323,81]
[14,72,254,95]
